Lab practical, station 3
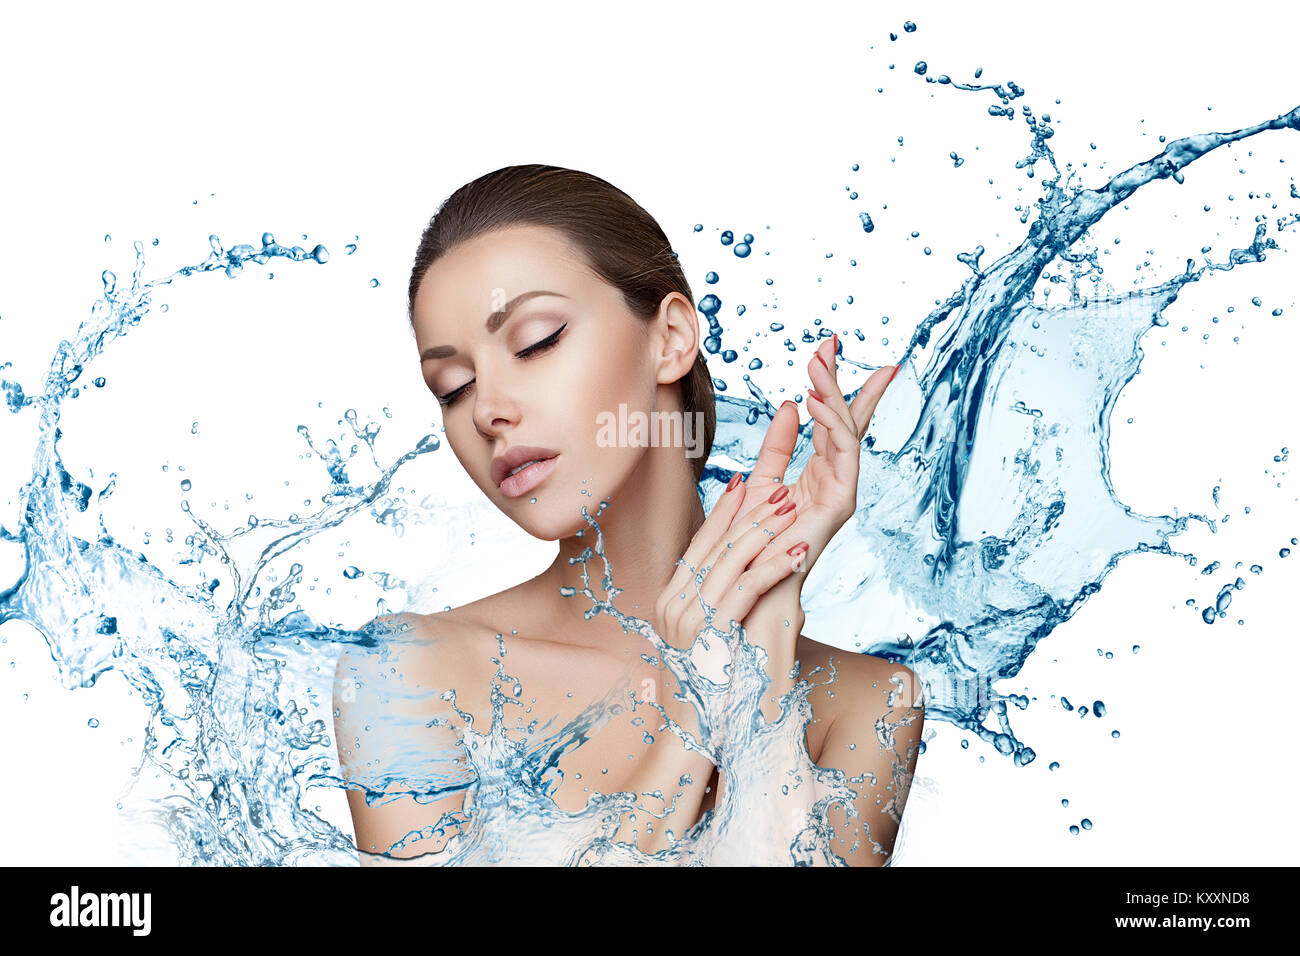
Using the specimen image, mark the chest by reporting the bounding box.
[447,632,833,854]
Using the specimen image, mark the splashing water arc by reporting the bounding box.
[1,81,1296,863]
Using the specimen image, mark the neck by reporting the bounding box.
[531,447,707,650]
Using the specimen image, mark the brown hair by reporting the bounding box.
[407,164,716,483]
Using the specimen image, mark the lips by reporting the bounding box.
[491,445,561,488]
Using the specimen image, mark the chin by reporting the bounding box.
[498,482,620,543]
[503,503,593,543]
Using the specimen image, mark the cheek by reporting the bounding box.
[571,331,655,422]
[551,342,651,484]
[445,426,489,485]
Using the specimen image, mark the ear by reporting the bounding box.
[649,292,700,386]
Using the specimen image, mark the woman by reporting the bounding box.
[333,164,924,866]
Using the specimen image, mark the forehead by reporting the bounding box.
[413,225,595,332]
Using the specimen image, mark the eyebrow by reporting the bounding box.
[419,290,569,361]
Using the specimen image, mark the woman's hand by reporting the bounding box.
[654,472,809,662]
[731,334,898,689]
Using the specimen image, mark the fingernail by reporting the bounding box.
[780,399,796,412]
[808,389,824,403]
[774,500,796,516]
[726,472,743,492]
[832,332,838,353]
[786,541,809,557]
[816,353,829,371]
[768,485,789,504]
[888,364,900,384]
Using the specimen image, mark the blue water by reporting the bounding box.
[1,55,1296,864]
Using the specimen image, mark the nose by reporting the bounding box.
[470,366,520,440]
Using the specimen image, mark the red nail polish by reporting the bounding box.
[726,472,742,492]
[786,541,809,556]
[768,485,789,504]
[832,332,838,352]
[774,500,796,516]
[780,399,796,412]
[816,353,829,371]
[808,389,824,403]
[888,365,900,384]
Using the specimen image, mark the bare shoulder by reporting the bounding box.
[331,604,496,735]
[334,610,448,688]
[331,607,485,864]
[797,637,926,866]
[794,635,926,731]
[333,590,518,686]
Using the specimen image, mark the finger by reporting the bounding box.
[713,540,810,629]
[664,478,792,628]
[809,336,853,463]
[807,386,859,464]
[736,485,812,579]
[810,394,827,461]
[678,497,798,643]
[807,336,856,437]
[807,341,829,462]
[667,483,792,632]
[846,362,899,440]
[734,480,795,529]
[746,399,799,496]
[747,504,836,577]
[662,472,747,608]
[699,495,798,610]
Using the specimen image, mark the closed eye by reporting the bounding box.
[515,322,566,358]
[436,323,568,407]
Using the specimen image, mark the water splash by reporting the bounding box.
[1,80,1296,864]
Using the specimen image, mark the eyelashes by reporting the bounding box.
[516,322,567,359]
[435,323,568,408]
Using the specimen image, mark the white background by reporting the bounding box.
[1,0,1297,865]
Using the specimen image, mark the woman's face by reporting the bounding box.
[412,224,663,540]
